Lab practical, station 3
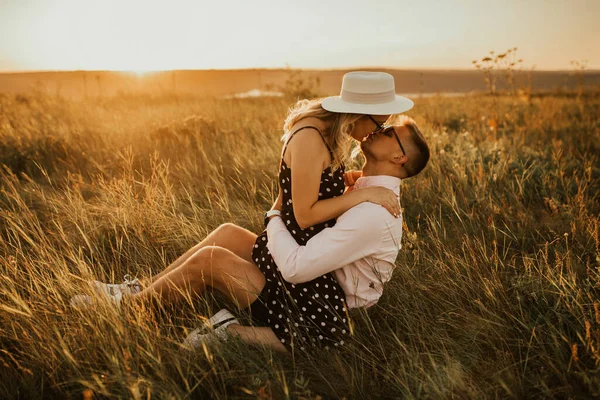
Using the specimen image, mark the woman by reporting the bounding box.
[74,71,414,354]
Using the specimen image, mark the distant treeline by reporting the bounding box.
[0,68,599,99]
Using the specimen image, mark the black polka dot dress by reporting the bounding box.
[249,126,352,353]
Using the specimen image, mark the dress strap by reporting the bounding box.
[281,125,334,163]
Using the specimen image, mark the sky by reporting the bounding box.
[0,0,598,72]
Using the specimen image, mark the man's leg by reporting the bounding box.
[142,224,257,286]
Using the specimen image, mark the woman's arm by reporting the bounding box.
[286,129,399,230]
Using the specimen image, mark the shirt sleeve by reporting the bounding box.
[266,205,384,284]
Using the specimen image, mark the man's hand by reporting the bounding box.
[266,188,284,225]
[270,187,283,212]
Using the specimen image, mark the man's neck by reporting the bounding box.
[360,161,400,179]
[353,164,402,192]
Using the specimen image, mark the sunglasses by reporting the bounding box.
[367,115,406,156]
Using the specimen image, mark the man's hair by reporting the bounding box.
[395,115,430,178]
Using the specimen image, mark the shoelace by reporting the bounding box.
[123,274,140,289]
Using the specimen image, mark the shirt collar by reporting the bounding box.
[354,175,401,194]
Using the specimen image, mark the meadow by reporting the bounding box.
[0,88,599,399]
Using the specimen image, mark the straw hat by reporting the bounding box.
[322,71,414,115]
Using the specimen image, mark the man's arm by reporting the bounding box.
[266,204,384,284]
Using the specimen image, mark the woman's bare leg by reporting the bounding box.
[128,245,289,353]
[130,245,266,310]
[142,224,258,286]
[226,324,289,353]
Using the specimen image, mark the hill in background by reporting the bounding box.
[1,68,599,99]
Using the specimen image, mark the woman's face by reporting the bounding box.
[350,114,392,141]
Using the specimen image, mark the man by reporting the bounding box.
[266,116,429,310]
[71,116,430,354]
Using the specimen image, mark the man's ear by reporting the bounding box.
[391,154,407,166]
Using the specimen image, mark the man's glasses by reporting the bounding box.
[367,115,406,156]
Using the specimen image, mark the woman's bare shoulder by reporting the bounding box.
[287,117,328,146]
[289,117,327,134]
[284,118,330,166]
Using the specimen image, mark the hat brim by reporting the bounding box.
[321,95,414,115]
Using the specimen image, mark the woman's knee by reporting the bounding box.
[189,246,266,301]
[214,223,242,237]
[190,245,226,265]
[183,246,227,285]
[212,223,256,260]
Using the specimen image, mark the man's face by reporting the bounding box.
[350,115,391,141]
[360,125,411,163]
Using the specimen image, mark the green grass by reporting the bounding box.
[0,90,599,399]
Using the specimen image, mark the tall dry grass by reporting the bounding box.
[0,90,599,398]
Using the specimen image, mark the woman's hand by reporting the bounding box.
[343,170,363,187]
[357,186,401,217]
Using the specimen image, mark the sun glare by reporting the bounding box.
[124,69,172,78]
[131,69,152,77]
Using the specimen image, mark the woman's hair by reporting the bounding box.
[281,98,365,171]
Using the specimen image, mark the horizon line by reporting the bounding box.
[1,66,599,74]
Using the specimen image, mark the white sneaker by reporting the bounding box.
[93,274,142,297]
[182,309,239,350]
[70,274,138,309]
[70,290,123,309]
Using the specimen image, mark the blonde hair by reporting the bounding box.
[281,98,365,171]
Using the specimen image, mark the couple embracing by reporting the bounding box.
[71,71,430,355]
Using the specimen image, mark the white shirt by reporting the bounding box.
[266,175,403,309]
